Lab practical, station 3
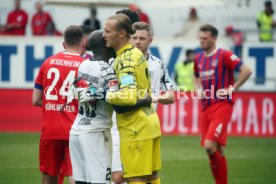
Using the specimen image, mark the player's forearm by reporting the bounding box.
[32,89,43,107]
[233,64,252,90]
[193,76,202,91]
[106,88,137,106]
[112,96,151,114]
[158,90,175,104]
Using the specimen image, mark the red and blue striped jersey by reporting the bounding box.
[194,48,243,109]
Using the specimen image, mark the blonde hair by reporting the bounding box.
[132,21,153,36]
[108,14,134,38]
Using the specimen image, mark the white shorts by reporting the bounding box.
[69,131,112,183]
[111,113,122,172]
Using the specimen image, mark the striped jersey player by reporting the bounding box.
[193,24,252,184]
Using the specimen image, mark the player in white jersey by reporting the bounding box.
[70,29,152,184]
[131,22,175,105]
[131,21,175,106]
[69,30,117,184]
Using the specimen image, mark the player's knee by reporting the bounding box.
[146,171,158,181]
[204,141,217,154]
[126,176,147,183]
[75,181,87,184]
[112,172,124,184]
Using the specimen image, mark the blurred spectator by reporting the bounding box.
[257,1,276,41]
[225,25,244,58]
[174,7,204,39]
[83,7,101,30]
[0,0,28,35]
[46,21,62,36]
[129,4,151,25]
[129,4,153,34]
[174,49,195,91]
[31,1,52,36]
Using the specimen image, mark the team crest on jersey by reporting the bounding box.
[108,79,119,92]
[212,59,218,67]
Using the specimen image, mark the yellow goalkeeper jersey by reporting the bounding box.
[106,43,161,142]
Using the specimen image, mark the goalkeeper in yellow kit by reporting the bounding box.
[103,14,162,184]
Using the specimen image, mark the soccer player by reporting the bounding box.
[111,9,140,184]
[57,25,94,184]
[79,25,94,59]
[103,14,162,184]
[193,24,252,184]
[131,21,175,105]
[111,20,175,184]
[69,30,117,184]
[32,25,85,184]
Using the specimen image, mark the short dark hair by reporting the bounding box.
[200,24,219,37]
[185,49,194,57]
[90,8,97,16]
[132,21,152,36]
[79,25,94,35]
[265,1,272,7]
[108,14,134,37]
[64,25,84,47]
[116,9,139,24]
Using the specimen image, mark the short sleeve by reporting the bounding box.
[34,63,45,90]
[194,57,199,77]
[223,50,243,71]
[161,62,174,90]
[100,62,117,90]
[116,54,137,89]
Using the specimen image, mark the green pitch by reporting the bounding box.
[0,133,275,184]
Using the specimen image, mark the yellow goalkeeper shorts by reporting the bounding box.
[120,136,161,178]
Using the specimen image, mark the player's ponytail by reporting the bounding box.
[109,14,135,37]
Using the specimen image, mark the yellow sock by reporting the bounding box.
[150,177,161,184]
[128,182,146,184]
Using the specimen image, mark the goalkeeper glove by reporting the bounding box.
[78,86,106,103]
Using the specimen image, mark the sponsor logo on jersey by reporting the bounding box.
[108,79,119,91]
[212,59,218,67]
[78,117,91,125]
[200,69,215,78]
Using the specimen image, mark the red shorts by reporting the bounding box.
[39,139,72,177]
[200,102,233,146]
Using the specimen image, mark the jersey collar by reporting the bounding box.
[116,44,133,56]
[205,47,218,57]
[62,51,81,56]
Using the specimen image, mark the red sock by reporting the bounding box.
[221,156,228,184]
[208,150,222,184]
[58,174,65,184]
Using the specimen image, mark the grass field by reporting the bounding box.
[0,133,276,184]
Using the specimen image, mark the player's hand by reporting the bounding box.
[78,88,96,103]
[67,83,78,102]
[216,87,235,99]
[152,96,159,103]
[196,89,204,99]
[78,86,106,103]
